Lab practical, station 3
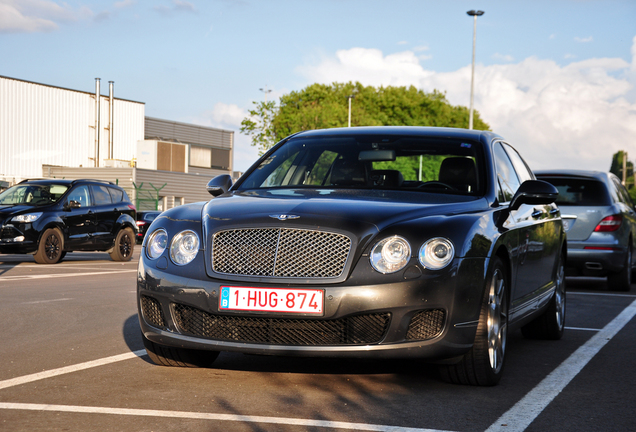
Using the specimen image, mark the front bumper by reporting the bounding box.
[0,223,38,254]
[137,251,488,361]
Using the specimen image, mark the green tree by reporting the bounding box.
[610,150,636,202]
[241,82,490,154]
[239,100,278,156]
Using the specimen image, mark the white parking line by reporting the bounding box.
[564,326,601,332]
[0,269,137,281]
[0,402,453,432]
[486,298,636,432]
[0,350,147,390]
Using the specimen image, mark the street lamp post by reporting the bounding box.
[467,10,484,130]
[347,94,355,127]
[259,86,272,103]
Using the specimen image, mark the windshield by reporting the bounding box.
[239,135,485,195]
[0,184,69,206]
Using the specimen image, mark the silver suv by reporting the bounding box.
[536,170,636,291]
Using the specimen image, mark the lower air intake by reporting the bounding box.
[405,309,445,340]
[172,303,390,346]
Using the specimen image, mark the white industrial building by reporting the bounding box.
[0,75,235,210]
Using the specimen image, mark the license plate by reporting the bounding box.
[219,286,323,314]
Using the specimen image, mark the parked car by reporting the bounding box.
[0,179,137,264]
[136,211,162,244]
[137,126,566,386]
[535,170,636,291]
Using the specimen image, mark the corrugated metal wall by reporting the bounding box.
[0,75,144,181]
[145,116,233,149]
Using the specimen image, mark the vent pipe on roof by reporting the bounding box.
[94,78,101,167]
[108,81,114,160]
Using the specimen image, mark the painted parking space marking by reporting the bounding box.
[0,269,137,281]
[564,326,601,332]
[0,402,454,432]
[486,298,636,432]
[0,350,147,391]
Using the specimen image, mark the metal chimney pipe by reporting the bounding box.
[109,81,114,160]
[94,78,101,167]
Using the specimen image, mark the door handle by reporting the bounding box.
[531,210,543,219]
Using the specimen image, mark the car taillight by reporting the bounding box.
[594,215,622,232]
[128,204,137,211]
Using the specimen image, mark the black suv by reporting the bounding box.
[0,179,137,264]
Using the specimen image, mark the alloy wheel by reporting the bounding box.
[487,268,507,373]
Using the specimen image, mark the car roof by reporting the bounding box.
[18,178,119,187]
[288,126,503,142]
[534,169,614,183]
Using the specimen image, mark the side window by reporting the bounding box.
[108,187,124,203]
[91,185,113,206]
[67,185,92,207]
[503,143,533,183]
[612,178,633,206]
[494,142,520,203]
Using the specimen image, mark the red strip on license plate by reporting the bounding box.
[219,286,324,314]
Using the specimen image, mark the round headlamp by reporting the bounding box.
[146,229,168,259]
[170,230,200,265]
[419,238,455,270]
[370,236,411,274]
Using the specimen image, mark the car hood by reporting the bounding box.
[203,189,488,243]
[0,204,41,222]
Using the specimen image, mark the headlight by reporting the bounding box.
[12,213,43,223]
[370,236,411,274]
[170,230,200,265]
[146,229,168,259]
[419,238,455,270]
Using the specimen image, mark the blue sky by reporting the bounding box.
[1,0,635,172]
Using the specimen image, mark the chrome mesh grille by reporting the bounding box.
[172,303,390,345]
[212,228,351,278]
[405,309,445,340]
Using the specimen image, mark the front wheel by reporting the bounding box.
[439,256,509,386]
[142,332,220,367]
[109,227,135,261]
[34,228,64,264]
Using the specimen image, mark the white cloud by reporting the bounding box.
[297,48,434,88]
[0,0,91,33]
[575,36,593,43]
[296,43,636,172]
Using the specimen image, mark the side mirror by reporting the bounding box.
[510,180,558,211]
[63,200,81,210]
[207,174,233,197]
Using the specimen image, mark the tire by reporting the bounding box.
[608,245,632,292]
[439,256,508,386]
[142,332,219,368]
[34,228,64,264]
[109,227,135,261]
[521,252,566,340]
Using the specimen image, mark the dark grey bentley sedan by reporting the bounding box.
[137,126,566,386]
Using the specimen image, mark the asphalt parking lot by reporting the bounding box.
[1,252,635,432]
